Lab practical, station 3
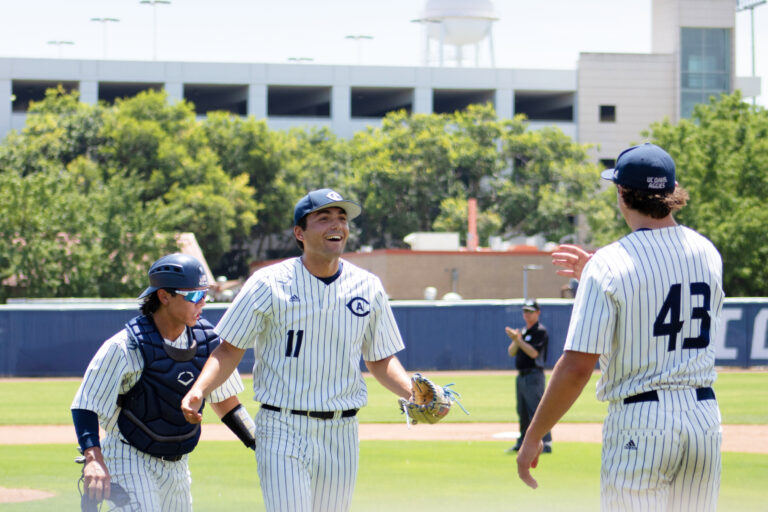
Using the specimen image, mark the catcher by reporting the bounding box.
[398,373,469,425]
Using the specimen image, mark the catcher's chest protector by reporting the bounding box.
[117,315,218,457]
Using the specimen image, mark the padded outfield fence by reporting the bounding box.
[1,298,767,376]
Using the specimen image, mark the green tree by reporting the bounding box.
[489,117,603,244]
[647,92,768,296]
[0,88,259,299]
[432,197,503,247]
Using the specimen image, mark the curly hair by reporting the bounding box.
[619,185,689,219]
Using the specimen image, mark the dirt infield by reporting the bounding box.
[1,422,766,453]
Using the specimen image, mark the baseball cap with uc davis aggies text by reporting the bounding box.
[293,188,362,225]
[600,143,676,192]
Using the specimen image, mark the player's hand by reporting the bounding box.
[552,244,592,280]
[83,447,111,501]
[181,388,204,424]
[516,438,543,489]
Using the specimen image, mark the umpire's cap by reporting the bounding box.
[293,188,362,225]
[522,299,540,312]
[138,253,209,299]
[601,143,676,192]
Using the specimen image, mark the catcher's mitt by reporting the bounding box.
[397,373,468,425]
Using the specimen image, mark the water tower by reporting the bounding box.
[413,0,499,67]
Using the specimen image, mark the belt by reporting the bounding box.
[261,403,358,420]
[623,387,715,405]
[518,368,542,376]
[156,454,184,462]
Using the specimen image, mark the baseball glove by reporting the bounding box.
[397,373,468,425]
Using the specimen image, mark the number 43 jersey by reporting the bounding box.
[215,257,405,411]
[564,225,724,402]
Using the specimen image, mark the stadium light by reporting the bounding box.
[140,0,171,61]
[90,17,120,59]
[344,35,373,65]
[47,40,74,58]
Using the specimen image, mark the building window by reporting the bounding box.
[680,27,731,118]
[600,159,616,169]
[599,105,616,122]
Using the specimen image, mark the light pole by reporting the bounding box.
[522,264,543,300]
[344,34,373,64]
[47,40,74,58]
[90,17,120,59]
[737,0,767,106]
[140,0,171,61]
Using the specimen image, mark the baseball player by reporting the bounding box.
[516,143,724,512]
[71,253,256,511]
[181,188,413,512]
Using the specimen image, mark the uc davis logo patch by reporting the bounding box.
[347,297,370,317]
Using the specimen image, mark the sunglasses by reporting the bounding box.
[174,289,208,304]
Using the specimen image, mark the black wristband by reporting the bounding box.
[221,404,256,450]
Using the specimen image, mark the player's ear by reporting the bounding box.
[157,289,171,304]
[293,225,304,241]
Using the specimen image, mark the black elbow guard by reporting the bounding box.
[221,404,256,450]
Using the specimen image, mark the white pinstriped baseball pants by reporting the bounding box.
[102,434,192,511]
[255,407,359,512]
[601,388,721,512]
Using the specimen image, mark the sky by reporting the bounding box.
[0,0,766,105]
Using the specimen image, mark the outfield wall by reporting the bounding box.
[1,299,767,376]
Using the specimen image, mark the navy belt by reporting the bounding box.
[623,387,715,404]
[518,368,542,376]
[156,454,184,462]
[261,403,358,419]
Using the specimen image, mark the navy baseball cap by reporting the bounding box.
[600,143,676,192]
[293,188,362,225]
[522,299,540,312]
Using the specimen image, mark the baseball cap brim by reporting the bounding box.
[601,168,617,183]
[138,286,159,299]
[306,200,362,222]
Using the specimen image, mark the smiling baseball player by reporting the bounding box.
[181,188,413,512]
[71,253,255,511]
[516,143,724,511]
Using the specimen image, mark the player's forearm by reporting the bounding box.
[365,355,411,399]
[524,351,597,440]
[209,395,241,418]
[194,341,246,396]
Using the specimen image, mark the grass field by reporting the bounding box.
[0,442,766,511]
[0,371,766,511]
[1,371,766,425]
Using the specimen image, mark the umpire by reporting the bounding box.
[505,299,552,453]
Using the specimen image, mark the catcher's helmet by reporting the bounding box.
[138,253,209,299]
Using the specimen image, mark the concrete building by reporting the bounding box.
[0,0,757,167]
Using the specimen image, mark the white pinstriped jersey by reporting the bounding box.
[564,225,724,402]
[72,328,244,422]
[216,257,405,411]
